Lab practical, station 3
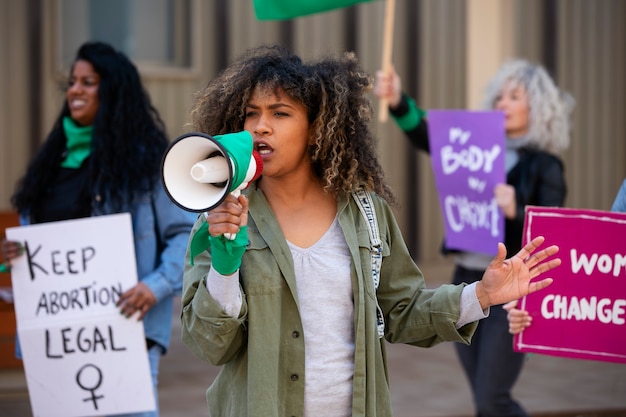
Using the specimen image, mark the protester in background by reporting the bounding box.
[611,179,626,212]
[0,41,195,417]
[507,177,626,335]
[181,45,561,417]
[375,60,574,417]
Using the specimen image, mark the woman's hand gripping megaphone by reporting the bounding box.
[189,131,263,240]
[221,151,263,240]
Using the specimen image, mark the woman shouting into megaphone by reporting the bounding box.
[180,44,561,417]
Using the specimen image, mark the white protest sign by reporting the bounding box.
[7,213,155,417]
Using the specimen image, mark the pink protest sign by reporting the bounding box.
[427,110,506,255]
[515,206,626,363]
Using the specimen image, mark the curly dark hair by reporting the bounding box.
[190,45,396,204]
[11,41,168,213]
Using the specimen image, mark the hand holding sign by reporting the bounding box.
[0,239,23,268]
[503,300,531,334]
[494,183,517,219]
[475,236,560,310]
[117,282,157,320]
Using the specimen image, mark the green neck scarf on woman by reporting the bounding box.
[61,117,93,168]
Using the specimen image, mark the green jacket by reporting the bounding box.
[181,186,478,417]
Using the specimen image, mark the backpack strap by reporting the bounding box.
[352,189,385,338]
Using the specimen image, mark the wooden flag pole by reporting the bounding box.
[378,0,396,122]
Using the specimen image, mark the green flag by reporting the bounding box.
[253,0,376,20]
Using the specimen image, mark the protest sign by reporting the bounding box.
[515,206,626,364]
[7,213,155,417]
[427,110,506,255]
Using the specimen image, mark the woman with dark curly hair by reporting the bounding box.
[182,45,560,417]
[1,41,195,417]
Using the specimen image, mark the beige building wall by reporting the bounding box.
[0,1,32,212]
[1,0,624,265]
[557,1,626,211]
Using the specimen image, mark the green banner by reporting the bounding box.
[253,0,376,20]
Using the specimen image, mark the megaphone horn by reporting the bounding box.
[161,131,263,213]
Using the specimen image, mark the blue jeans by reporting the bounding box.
[108,344,162,417]
[453,266,529,417]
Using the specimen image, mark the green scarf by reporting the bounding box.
[61,117,93,168]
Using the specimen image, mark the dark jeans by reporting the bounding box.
[453,265,529,417]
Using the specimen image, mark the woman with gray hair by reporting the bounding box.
[482,60,573,155]
[375,60,574,417]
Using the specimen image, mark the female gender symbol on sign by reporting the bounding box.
[76,363,104,410]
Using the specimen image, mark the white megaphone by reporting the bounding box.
[161,131,263,238]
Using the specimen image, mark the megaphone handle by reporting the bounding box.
[223,189,242,240]
[202,190,241,241]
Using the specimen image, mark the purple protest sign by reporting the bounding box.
[427,110,505,255]
[515,206,626,364]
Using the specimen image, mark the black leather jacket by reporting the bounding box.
[391,95,567,257]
